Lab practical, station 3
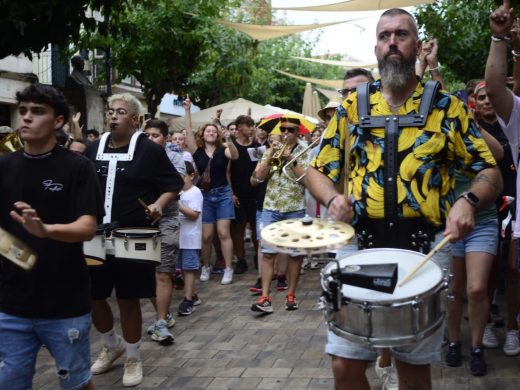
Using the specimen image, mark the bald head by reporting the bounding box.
[376,8,418,40]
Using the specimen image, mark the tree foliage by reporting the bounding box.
[414,0,519,88]
[80,0,239,117]
[0,0,122,58]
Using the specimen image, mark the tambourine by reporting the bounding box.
[0,227,37,270]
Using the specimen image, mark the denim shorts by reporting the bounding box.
[202,185,235,224]
[178,249,200,271]
[451,219,499,257]
[327,232,450,364]
[259,209,306,254]
[0,312,92,390]
[256,210,263,241]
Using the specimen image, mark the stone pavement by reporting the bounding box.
[33,259,520,389]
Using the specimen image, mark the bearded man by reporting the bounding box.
[306,8,501,390]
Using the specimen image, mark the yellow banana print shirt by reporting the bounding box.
[311,80,496,227]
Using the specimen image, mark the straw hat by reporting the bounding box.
[317,100,341,121]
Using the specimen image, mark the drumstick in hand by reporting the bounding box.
[398,234,452,287]
[138,198,151,213]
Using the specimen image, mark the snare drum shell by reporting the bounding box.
[321,248,447,347]
[112,228,161,264]
[83,233,106,266]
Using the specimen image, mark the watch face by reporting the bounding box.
[467,192,479,203]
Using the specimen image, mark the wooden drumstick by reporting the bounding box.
[398,234,452,287]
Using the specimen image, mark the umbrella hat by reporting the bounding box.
[257,113,316,135]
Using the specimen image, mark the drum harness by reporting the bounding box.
[354,80,441,254]
[95,131,143,253]
[322,80,442,314]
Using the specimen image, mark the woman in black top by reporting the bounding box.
[184,99,239,285]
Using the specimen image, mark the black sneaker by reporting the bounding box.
[234,258,248,274]
[249,277,262,295]
[192,294,202,306]
[276,275,288,291]
[285,293,299,311]
[178,299,195,316]
[470,346,487,376]
[251,296,273,313]
[445,341,462,367]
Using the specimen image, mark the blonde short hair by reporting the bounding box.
[107,93,142,116]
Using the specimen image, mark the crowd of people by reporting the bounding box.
[1,3,520,390]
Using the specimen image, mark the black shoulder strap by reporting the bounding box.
[356,82,370,119]
[418,80,440,118]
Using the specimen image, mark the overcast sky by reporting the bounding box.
[271,0,416,63]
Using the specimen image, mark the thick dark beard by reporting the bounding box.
[378,53,416,90]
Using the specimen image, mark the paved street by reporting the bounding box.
[34,255,520,389]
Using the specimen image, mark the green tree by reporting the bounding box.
[80,0,238,117]
[415,0,520,88]
[0,0,123,58]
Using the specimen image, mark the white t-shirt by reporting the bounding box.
[179,185,203,249]
[496,94,520,237]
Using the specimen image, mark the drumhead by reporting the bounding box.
[112,228,160,238]
[326,248,443,302]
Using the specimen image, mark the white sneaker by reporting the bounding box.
[147,312,176,335]
[375,356,398,390]
[122,358,143,387]
[200,265,211,282]
[221,267,234,285]
[91,336,125,375]
[482,323,499,348]
[503,329,520,356]
[165,312,176,328]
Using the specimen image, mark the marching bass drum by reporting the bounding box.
[112,228,161,264]
[320,248,448,347]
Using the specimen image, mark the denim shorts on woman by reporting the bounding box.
[0,312,92,390]
[451,219,499,258]
[202,184,235,223]
[259,209,306,254]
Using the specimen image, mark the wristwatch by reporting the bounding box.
[457,191,480,208]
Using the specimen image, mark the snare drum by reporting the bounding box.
[320,248,448,347]
[84,227,107,266]
[112,228,161,264]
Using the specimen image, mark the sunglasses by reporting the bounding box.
[337,87,356,97]
[279,126,297,133]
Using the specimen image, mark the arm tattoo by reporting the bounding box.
[472,172,493,186]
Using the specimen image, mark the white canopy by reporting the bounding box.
[170,98,280,131]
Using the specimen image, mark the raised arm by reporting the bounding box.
[486,0,516,124]
[183,98,197,154]
[424,39,445,90]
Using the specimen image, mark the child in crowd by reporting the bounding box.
[178,161,203,315]
[171,130,195,165]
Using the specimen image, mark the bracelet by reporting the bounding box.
[428,66,439,72]
[326,195,338,209]
[512,49,520,58]
[491,35,511,42]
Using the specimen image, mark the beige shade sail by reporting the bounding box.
[276,70,344,90]
[316,87,341,101]
[273,0,435,12]
[215,19,352,41]
[170,98,280,131]
[292,56,377,69]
